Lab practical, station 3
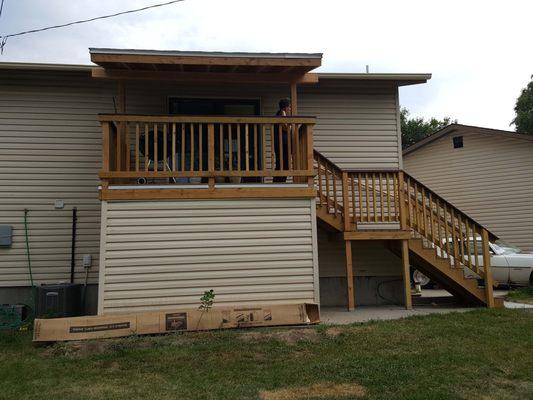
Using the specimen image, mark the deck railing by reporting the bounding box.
[99,114,316,187]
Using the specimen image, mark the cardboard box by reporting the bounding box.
[33,303,320,342]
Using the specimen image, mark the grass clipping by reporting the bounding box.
[259,382,366,400]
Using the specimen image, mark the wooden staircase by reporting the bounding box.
[313,150,500,308]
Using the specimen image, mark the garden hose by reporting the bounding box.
[0,210,35,331]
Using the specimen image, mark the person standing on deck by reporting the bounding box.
[273,98,291,182]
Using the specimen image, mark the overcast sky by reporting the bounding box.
[1,0,531,130]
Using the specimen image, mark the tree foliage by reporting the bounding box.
[512,76,533,134]
[400,108,456,149]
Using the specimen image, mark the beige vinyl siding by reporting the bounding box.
[404,131,533,252]
[300,80,401,170]
[317,228,401,277]
[0,70,114,286]
[99,199,318,314]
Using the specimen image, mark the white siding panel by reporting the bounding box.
[404,131,533,252]
[100,199,317,314]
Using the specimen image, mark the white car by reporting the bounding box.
[413,239,533,288]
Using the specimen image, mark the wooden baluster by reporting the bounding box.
[378,173,384,222]
[190,123,195,171]
[269,124,275,174]
[351,175,357,227]
[153,123,158,171]
[465,219,472,270]
[458,214,466,267]
[325,162,331,212]
[332,166,338,216]
[406,176,412,227]
[357,173,363,224]
[317,157,323,206]
[444,203,450,259]
[278,128,283,173]
[163,123,167,172]
[429,193,436,243]
[392,174,400,222]
[171,123,176,172]
[237,124,241,173]
[181,124,185,172]
[386,173,392,222]
[294,124,301,171]
[199,124,203,172]
[436,198,442,249]
[414,182,419,231]
[261,124,266,172]
[135,123,140,172]
[245,124,250,172]
[472,224,479,274]
[421,187,428,237]
[450,208,459,267]
[144,123,149,172]
[219,124,224,172]
[365,173,370,222]
[229,124,233,172]
[116,121,122,171]
[287,124,293,172]
[125,122,130,172]
[254,124,258,171]
[207,123,215,189]
[371,173,377,222]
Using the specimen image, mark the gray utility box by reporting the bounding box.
[0,225,12,247]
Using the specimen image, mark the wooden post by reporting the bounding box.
[401,239,412,310]
[398,170,407,231]
[305,124,314,187]
[290,82,298,115]
[345,240,355,311]
[116,81,128,174]
[482,228,495,308]
[342,171,350,231]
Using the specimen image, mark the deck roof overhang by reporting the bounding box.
[90,48,322,84]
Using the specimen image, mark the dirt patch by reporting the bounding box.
[259,382,366,400]
[459,378,533,400]
[40,333,193,358]
[324,327,344,338]
[240,328,320,345]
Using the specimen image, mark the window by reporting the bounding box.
[453,136,463,149]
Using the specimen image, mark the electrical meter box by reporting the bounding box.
[0,225,12,247]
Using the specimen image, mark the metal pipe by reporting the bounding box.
[70,207,77,284]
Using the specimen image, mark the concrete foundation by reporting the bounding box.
[319,276,404,307]
[0,284,99,315]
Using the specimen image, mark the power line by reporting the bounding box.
[0,0,5,19]
[0,0,185,53]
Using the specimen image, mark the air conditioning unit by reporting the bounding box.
[36,283,82,318]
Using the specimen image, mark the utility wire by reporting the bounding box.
[0,0,185,53]
[0,0,5,19]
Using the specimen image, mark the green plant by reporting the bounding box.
[196,289,215,330]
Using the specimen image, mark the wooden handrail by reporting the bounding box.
[99,114,316,124]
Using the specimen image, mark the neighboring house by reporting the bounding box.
[0,49,500,316]
[404,124,533,253]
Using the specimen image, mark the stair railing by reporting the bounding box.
[401,172,495,303]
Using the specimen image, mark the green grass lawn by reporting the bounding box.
[1,309,532,400]
[507,287,533,304]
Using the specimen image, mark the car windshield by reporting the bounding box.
[493,240,522,254]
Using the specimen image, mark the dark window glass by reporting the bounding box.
[453,136,463,149]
